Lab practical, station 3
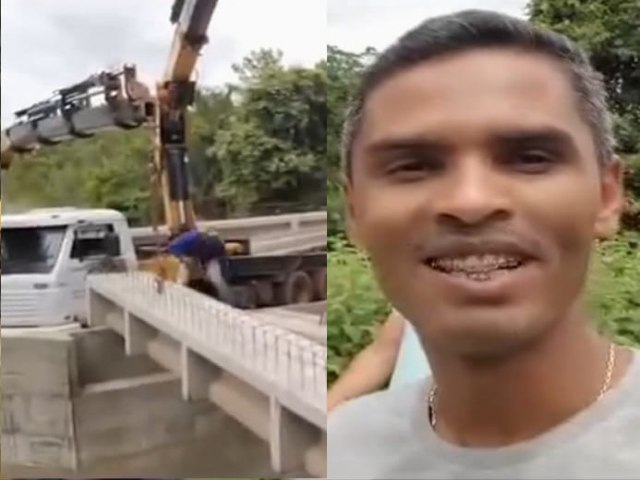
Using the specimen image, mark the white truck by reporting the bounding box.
[1,208,137,327]
[1,207,327,328]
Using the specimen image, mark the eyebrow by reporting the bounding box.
[363,126,578,157]
[364,136,448,157]
[492,127,577,151]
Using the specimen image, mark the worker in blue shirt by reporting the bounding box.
[167,229,226,269]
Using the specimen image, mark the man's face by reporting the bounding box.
[347,48,623,357]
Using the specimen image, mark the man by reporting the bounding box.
[328,311,430,412]
[329,9,639,479]
[167,229,227,269]
[166,229,233,299]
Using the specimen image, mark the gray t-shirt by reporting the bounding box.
[329,350,640,479]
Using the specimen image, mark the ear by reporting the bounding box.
[594,156,624,241]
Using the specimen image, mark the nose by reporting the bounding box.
[435,159,511,228]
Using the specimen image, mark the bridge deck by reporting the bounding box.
[88,271,326,426]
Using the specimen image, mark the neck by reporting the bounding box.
[426,307,629,447]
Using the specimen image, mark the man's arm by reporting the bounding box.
[328,310,405,413]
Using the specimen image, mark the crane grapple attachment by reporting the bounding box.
[2,65,155,155]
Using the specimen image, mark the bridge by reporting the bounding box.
[88,271,326,476]
[1,211,327,477]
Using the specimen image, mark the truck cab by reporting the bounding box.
[1,208,137,327]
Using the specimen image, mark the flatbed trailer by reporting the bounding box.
[194,249,326,309]
[226,250,326,304]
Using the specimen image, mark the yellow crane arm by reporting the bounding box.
[165,0,219,82]
[153,0,220,235]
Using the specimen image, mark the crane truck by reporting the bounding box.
[0,0,326,328]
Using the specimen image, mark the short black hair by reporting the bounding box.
[342,9,614,177]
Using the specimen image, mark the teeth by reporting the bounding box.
[450,269,511,282]
[429,254,523,274]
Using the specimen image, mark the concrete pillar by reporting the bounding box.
[87,291,114,328]
[146,334,181,376]
[269,396,321,474]
[104,311,125,335]
[304,432,326,478]
[125,313,157,356]
[180,345,221,401]
[208,373,270,441]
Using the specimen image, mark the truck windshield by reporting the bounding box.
[1,226,67,275]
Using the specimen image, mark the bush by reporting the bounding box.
[327,238,390,384]
[588,232,640,346]
[622,154,640,231]
[328,232,640,383]
[327,182,346,242]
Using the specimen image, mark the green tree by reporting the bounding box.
[82,131,152,225]
[212,49,327,214]
[326,45,378,184]
[326,46,378,238]
[188,86,235,216]
[4,49,326,220]
[3,129,151,224]
[528,0,640,143]
[528,0,640,230]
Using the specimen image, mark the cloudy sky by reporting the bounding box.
[2,0,528,125]
[328,0,527,51]
[1,0,326,125]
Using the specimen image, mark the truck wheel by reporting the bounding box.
[311,268,327,300]
[232,285,257,309]
[276,271,314,305]
[253,280,275,307]
[187,279,219,299]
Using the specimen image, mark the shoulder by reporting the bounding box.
[329,380,426,444]
[623,348,640,399]
[328,381,427,477]
[389,309,420,339]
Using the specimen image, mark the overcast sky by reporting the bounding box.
[1,0,528,125]
[1,0,326,125]
[328,0,527,52]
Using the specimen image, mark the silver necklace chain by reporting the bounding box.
[427,342,616,429]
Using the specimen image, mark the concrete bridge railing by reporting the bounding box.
[87,271,327,476]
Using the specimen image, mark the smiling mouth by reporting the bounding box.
[424,254,528,282]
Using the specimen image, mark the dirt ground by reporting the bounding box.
[1,417,306,478]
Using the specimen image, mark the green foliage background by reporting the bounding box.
[3,49,327,223]
[327,0,640,384]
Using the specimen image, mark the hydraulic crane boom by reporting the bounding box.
[1,0,220,240]
[167,0,219,82]
[153,0,220,235]
[0,65,154,170]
